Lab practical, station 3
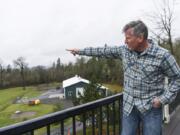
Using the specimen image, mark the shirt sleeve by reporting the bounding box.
[78,46,125,59]
[159,52,180,104]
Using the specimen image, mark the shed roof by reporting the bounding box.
[62,75,108,89]
[63,75,89,88]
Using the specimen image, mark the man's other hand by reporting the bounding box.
[152,97,162,108]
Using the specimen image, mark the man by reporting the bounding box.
[67,20,180,135]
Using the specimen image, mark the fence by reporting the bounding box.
[0,93,123,135]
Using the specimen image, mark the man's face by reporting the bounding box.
[124,28,143,51]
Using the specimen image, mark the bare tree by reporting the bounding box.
[0,59,4,88]
[147,0,177,55]
[13,57,28,90]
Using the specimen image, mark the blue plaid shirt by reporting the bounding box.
[78,41,180,115]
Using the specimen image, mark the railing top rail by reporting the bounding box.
[0,93,123,135]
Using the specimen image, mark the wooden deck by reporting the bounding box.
[163,106,180,135]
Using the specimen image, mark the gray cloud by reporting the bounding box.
[0,0,180,67]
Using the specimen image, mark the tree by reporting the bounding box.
[72,78,105,128]
[74,57,87,78]
[56,58,61,69]
[174,38,180,64]
[0,59,4,88]
[147,0,177,54]
[34,65,49,84]
[74,79,105,105]
[55,58,64,82]
[6,64,12,73]
[13,57,28,90]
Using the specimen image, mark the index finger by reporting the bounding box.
[66,49,73,51]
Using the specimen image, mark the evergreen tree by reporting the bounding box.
[73,77,105,105]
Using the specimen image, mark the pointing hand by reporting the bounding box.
[66,49,79,56]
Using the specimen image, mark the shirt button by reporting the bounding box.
[135,65,139,69]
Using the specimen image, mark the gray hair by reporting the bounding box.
[122,20,148,40]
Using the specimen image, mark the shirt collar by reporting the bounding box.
[140,39,155,56]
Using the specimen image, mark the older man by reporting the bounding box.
[67,20,180,135]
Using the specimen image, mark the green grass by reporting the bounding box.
[34,82,61,91]
[0,87,41,111]
[0,84,59,128]
[0,104,55,127]
[23,87,42,98]
[0,82,122,132]
[102,83,123,93]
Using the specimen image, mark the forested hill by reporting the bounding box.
[0,57,123,89]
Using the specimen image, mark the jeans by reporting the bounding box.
[121,106,162,135]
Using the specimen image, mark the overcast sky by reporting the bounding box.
[0,0,180,67]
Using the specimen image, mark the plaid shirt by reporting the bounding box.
[78,41,180,115]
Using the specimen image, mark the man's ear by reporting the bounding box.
[138,35,144,43]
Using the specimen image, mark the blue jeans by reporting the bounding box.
[121,106,162,135]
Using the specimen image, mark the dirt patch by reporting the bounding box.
[11,111,36,119]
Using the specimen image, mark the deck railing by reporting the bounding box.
[169,92,180,114]
[0,93,123,135]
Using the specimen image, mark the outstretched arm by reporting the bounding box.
[66,46,125,59]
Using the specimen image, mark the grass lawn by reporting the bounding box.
[34,82,61,91]
[0,87,41,111]
[0,104,55,127]
[0,85,58,128]
[102,83,123,93]
[0,82,122,134]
